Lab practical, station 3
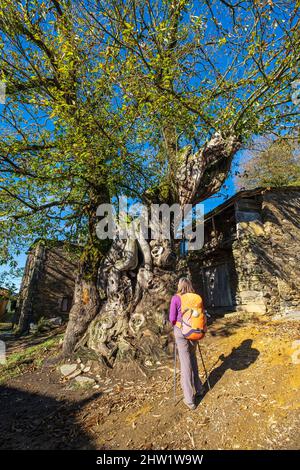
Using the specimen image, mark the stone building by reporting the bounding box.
[0,288,10,320]
[16,240,80,332]
[187,187,300,317]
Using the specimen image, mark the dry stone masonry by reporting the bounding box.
[16,240,80,332]
[188,187,300,317]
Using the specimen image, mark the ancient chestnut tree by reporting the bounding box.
[0,0,299,363]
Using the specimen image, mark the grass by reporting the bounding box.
[0,322,12,332]
[0,334,63,384]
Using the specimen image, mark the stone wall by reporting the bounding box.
[187,188,300,317]
[17,243,47,331]
[231,195,268,314]
[261,189,300,316]
[232,189,300,316]
[32,244,79,321]
[17,241,80,331]
[0,288,9,320]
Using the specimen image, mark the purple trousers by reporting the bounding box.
[174,326,203,404]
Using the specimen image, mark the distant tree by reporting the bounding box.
[237,137,300,189]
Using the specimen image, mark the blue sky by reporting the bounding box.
[2,0,289,291]
[0,149,241,292]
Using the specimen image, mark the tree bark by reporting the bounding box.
[62,188,111,356]
[62,271,101,356]
[63,132,241,362]
[175,132,240,206]
[86,234,177,365]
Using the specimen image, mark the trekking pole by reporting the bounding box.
[197,343,211,390]
[173,343,177,402]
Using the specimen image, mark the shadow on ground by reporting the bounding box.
[0,385,99,450]
[209,318,254,337]
[198,339,260,401]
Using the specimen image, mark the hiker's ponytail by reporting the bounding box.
[177,277,195,295]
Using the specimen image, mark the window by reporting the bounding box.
[180,239,189,257]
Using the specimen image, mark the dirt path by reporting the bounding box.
[0,316,299,450]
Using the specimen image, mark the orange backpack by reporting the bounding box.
[176,293,207,341]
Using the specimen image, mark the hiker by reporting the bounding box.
[169,277,205,410]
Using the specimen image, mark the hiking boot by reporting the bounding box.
[183,399,196,410]
[195,386,205,398]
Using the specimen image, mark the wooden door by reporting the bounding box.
[202,263,233,308]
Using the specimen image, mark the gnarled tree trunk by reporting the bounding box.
[63,132,240,363]
[63,270,101,356]
[62,190,111,356]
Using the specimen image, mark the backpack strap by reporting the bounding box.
[175,294,183,329]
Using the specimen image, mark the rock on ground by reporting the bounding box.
[74,376,96,387]
[60,364,78,377]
